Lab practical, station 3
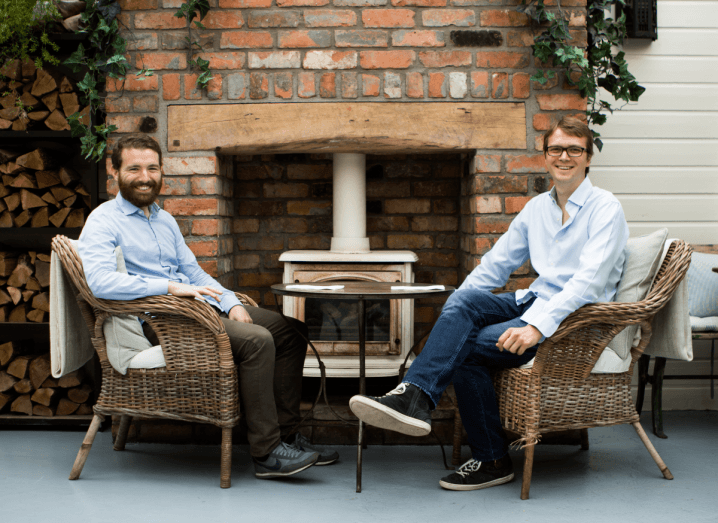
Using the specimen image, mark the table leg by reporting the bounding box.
[356,298,366,493]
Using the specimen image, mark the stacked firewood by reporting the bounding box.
[0,251,51,323]
[0,147,89,228]
[0,58,89,132]
[0,342,93,416]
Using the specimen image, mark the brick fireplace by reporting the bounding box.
[108,0,588,369]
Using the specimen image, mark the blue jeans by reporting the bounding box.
[403,289,538,462]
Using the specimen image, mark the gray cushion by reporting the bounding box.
[686,252,718,318]
[609,228,669,359]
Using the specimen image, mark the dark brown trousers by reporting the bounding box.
[144,305,308,457]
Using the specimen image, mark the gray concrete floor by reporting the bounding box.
[1,411,716,523]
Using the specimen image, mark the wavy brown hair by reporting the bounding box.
[111,134,162,171]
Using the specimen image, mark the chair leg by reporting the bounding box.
[220,427,232,489]
[651,357,667,439]
[580,428,589,450]
[636,354,650,414]
[69,414,103,480]
[113,415,132,451]
[520,445,535,500]
[452,407,463,467]
[632,421,673,480]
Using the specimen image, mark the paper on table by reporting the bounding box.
[390,285,445,291]
[285,284,345,290]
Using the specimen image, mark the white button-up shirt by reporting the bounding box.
[459,176,629,338]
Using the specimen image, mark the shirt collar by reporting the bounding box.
[115,191,160,216]
[549,176,593,208]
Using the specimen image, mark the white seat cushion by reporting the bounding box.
[691,316,718,332]
[127,345,166,369]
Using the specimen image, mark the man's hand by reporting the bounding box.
[497,325,542,355]
[228,305,253,324]
[168,281,222,302]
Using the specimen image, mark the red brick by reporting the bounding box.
[119,0,157,8]
[428,72,445,98]
[319,73,336,97]
[433,199,457,214]
[335,30,388,48]
[470,71,489,98]
[506,154,547,173]
[406,72,423,98]
[480,9,529,27]
[159,177,189,196]
[367,216,409,231]
[471,237,492,255]
[362,9,415,28]
[184,74,202,100]
[162,73,180,100]
[247,11,301,28]
[392,0,445,5]
[192,219,221,236]
[414,180,458,197]
[417,252,458,267]
[191,177,221,195]
[474,216,512,234]
[303,50,358,69]
[411,216,458,231]
[507,29,534,47]
[288,236,331,249]
[286,201,332,215]
[107,115,141,133]
[362,74,380,96]
[105,97,130,113]
[304,10,357,27]
[237,273,283,287]
[266,217,308,233]
[476,51,529,68]
[234,254,261,269]
[238,235,284,250]
[471,196,501,213]
[387,234,434,249]
[278,0,329,5]
[341,72,358,98]
[298,72,316,97]
[164,198,219,216]
[107,75,158,92]
[472,154,501,173]
[533,113,554,131]
[392,30,445,47]
[250,72,269,99]
[473,175,527,194]
[137,52,186,70]
[220,31,273,49]
[132,95,158,112]
[164,157,218,175]
[418,51,471,67]
[135,12,185,29]
[279,30,331,48]
[422,9,475,26]
[366,181,410,198]
[359,50,415,69]
[249,51,301,69]
[196,52,246,69]
[264,182,309,198]
[186,239,219,257]
[233,218,260,233]
[385,198,431,214]
[491,72,508,98]
[202,11,245,29]
[505,196,532,214]
[219,0,271,6]
[274,72,293,98]
[512,72,530,98]
[536,93,587,111]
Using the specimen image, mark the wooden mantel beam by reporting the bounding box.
[167,102,526,154]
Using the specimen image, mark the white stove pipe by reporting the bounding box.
[330,153,370,253]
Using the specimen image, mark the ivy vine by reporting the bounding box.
[519,0,645,150]
[0,0,61,70]
[175,0,213,90]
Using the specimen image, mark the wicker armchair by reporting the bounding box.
[52,235,258,488]
[455,239,692,500]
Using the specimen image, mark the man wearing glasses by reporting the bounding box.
[350,116,629,492]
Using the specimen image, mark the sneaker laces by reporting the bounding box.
[270,441,305,459]
[295,433,327,451]
[455,459,482,478]
[379,383,408,398]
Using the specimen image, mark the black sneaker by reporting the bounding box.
[288,433,339,466]
[348,383,432,437]
[439,455,515,491]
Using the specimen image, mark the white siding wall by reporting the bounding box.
[591,0,718,411]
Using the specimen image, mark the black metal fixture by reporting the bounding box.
[618,0,658,40]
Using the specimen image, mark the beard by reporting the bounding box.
[118,174,162,209]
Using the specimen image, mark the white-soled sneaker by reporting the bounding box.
[253,441,319,479]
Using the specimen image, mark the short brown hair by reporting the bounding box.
[111,134,163,171]
[543,115,594,155]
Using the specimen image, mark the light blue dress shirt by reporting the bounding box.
[459,176,629,338]
[78,192,241,313]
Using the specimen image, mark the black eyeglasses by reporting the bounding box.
[545,146,587,157]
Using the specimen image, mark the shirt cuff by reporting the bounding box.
[148,279,170,297]
[220,293,242,314]
[520,309,558,339]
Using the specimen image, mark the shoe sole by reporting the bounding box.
[255,456,319,479]
[439,473,515,491]
[314,456,339,466]
[349,396,431,437]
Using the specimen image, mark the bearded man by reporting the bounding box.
[78,134,338,479]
